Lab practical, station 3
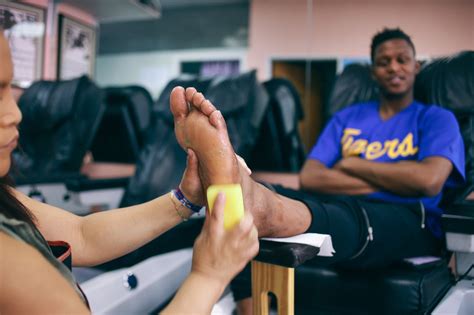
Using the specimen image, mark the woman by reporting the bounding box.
[0,28,258,314]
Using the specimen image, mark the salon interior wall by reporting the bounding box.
[248,0,474,81]
[19,0,97,80]
[96,3,249,99]
[96,48,247,99]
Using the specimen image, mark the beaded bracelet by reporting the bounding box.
[169,191,189,221]
[172,188,204,213]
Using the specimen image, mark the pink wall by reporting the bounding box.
[248,0,474,79]
[19,0,97,80]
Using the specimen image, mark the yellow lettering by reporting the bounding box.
[340,129,418,160]
[341,128,361,157]
[365,141,385,160]
[396,133,418,157]
[385,139,400,159]
[347,139,368,156]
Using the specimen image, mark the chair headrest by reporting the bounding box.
[13,76,104,178]
[18,76,83,132]
[415,51,474,114]
[328,51,474,114]
[328,63,378,116]
[104,85,154,134]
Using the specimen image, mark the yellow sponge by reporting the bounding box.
[207,184,244,230]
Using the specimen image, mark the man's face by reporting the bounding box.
[372,39,420,98]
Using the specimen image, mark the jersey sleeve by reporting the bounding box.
[307,113,344,167]
[418,107,465,186]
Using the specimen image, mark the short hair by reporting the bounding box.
[370,28,416,62]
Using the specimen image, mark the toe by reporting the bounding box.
[192,92,206,108]
[200,99,217,116]
[170,86,188,119]
[185,87,198,104]
[209,110,227,130]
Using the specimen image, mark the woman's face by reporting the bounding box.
[0,31,22,177]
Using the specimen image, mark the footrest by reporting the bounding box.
[255,240,320,268]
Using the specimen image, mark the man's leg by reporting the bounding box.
[170,86,312,237]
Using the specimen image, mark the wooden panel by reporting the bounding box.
[272,61,323,153]
[252,260,295,315]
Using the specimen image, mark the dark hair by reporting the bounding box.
[0,176,37,226]
[370,28,416,62]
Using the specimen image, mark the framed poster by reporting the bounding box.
[58,15,96,80]
[0,1,45,88]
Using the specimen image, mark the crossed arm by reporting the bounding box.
[300,156,453,197]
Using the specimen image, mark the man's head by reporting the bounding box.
[370,28,420,99]
[371,28,415,63]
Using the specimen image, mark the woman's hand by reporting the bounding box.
[161,193,258,314]
[191,192,259,286]
[179,149,252,206]
[179,149,205,205]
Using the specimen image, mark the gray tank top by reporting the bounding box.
[0,212,87,305]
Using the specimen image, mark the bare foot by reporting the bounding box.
[170,86,239,185]
[170,87,218,149]
[170,86,311,237]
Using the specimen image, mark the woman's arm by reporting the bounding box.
[300,159,379,195]
[0,232,90,314]
[13,150,201,267]
[163,192,259,314]
[14,189,190,267]
[13,150,251,267]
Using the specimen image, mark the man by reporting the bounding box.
[169,28,465,314]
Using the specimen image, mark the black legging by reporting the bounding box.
[231,185,443,301]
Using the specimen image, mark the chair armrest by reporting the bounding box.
[442,200,474,234]
[255,240,320,268]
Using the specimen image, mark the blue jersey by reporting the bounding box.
[308,101,465,237]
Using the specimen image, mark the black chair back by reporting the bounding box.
[90,86,153,163]
[12,76,103,183]
[249,78,305,172]
[415,51,474,203]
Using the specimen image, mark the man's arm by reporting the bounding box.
[335,156,453,196]
[300,159,379,195]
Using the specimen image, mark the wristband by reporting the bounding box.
[172,188,204,213]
